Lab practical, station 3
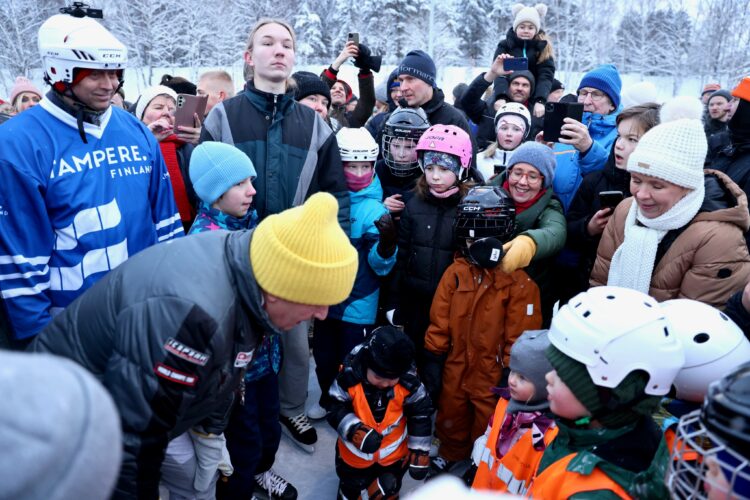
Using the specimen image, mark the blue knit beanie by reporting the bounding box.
[397,50,437,88]
[578,64,622,110]
[189,142,257,204]
[507,142,556,189]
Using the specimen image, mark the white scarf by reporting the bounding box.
[608,184,705,293]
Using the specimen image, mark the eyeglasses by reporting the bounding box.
[509,169,542,184]
[578,89,607,102]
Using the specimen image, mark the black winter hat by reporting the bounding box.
[291,71,331,104]
[508,70,536,96]
[160,74,197,95]
[550,79,565,93]
[397,50,437,88]
[366,326,415,379]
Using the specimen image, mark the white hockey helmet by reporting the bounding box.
[38,12,127,86]
[549,286,685,396]
[336,127,379,162]
[662,299,750,403]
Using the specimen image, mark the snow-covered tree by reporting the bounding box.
[294,3,327,64]
[454,0,492,65]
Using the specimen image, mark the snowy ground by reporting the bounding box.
[272,356,424,499]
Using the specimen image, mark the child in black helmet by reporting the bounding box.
[327,326,433,500]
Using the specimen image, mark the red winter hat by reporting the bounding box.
[336,79,353,102]
[732,77,750,103]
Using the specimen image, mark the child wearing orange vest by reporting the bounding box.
[327,326,433,499]
[470,329,558,494]
[529,286,685,499]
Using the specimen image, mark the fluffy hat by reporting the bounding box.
[374,80,388,103]
[250,192,358,306]
[578,64,622,110]
[512,3,548,31]
[397,50,437,88]
[494,101,532,137]
[160,74,197,95]
[291,71,331,103]
[189,142,257,205]
[733,77,750,102]
[546,345,661,428]
[702,82,721,97]
[135,85,177,121]
[366,326,415,379]
[507,141,556,188]
[707,89,732,104]
[0,351,122,500]
[621,81,659,109]
[9,76,42,106]
[509,330,552,404]
[627,96,707,190]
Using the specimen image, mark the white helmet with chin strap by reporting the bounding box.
[549,286,685,396]
[661,298,750,403]
[336,127,379,162]
[38,5,127,87]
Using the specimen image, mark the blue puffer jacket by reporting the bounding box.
[329,174,396,324]
[552,108,621,212]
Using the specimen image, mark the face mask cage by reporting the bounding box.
[382,128,424,177]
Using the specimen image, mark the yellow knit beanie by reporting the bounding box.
[250,192,358,306]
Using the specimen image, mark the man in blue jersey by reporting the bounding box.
[0,7,183,347]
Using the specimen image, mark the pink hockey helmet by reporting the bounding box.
[416,124,472,180]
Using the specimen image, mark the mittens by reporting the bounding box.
[500,235,536,273]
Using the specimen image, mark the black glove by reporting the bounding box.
[354,43,382,73]
[375,213,397,258]
[421,351,447,405]
[407,449,430,480]
[349,423,383,454]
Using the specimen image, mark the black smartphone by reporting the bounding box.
[174,93,208,129]
[599,191,625,209]
[494,164,507,176]
[347,32,359,45]
[503,57,528,71]
[542,102,584,143]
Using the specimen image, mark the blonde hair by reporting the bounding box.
[536,31,555,64]
[199,70,236,98]
[244,18,296,83]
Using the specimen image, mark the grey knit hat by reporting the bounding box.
[509,329,553,404]
[507,142,556,189]
[0,351,122,500]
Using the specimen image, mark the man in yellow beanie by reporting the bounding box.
[30,193,357,499]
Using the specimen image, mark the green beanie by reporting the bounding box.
[546,345,661,428]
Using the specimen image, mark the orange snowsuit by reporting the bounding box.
[424,257,542,461]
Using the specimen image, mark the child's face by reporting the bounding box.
[516,22,537,40]
[613,118,644,170]
[545,370,591,421]
[508,370,535,403]
[343,161,374,177]
[496,118,526,151]
[389,137,418,165]
[366,368,399,389]
[424,164,458,193]
[213,177,256,218]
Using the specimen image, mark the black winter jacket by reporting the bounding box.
[31,230,272,499]
[710,143,750,248]
[725,289,750,339]
[201,81,350,233]
[328,341,433,451]
[492,28,556,104]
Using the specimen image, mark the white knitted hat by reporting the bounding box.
[626,96,707,190]
[512,3,548,31]
[135,84,177,121]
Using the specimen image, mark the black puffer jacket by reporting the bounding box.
[31,230,271,499]
[492,28,556,104]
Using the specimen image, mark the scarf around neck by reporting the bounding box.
[607,183,705,293]
[159,134,194,225]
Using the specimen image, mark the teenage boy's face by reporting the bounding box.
[545,370,590,420]
[213,177,256,218]
[245,23,295,84]
[366,368,399,389]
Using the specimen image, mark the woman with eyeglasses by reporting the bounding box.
[9,76,42,114]
[548,65,623,213]
[490,141,566,325]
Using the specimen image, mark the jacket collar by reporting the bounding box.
[421,88,447,115]
[243,80,296,117]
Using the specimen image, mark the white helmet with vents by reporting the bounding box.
[662,298,750,402]
[38,12,127,85]
[336,127,379,162]
[549,286,685,396]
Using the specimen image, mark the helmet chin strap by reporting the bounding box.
[51,76,123,144]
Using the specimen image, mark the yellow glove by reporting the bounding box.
[501,235,536,273]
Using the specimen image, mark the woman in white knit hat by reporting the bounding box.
[590,97,750,307]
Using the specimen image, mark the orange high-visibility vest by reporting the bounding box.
[337,383,410,469]
[472,398,558,494]
[527,453,632,499]
[665,426,700,463]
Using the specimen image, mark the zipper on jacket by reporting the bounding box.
[272,94,278,123]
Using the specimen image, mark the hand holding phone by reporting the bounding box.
[174,94,208,129]
[503,57,528,72]
[542,102,584,143]
[347,32,359,46]
[598,191,624,210]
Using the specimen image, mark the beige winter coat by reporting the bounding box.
[590,170,750,308]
